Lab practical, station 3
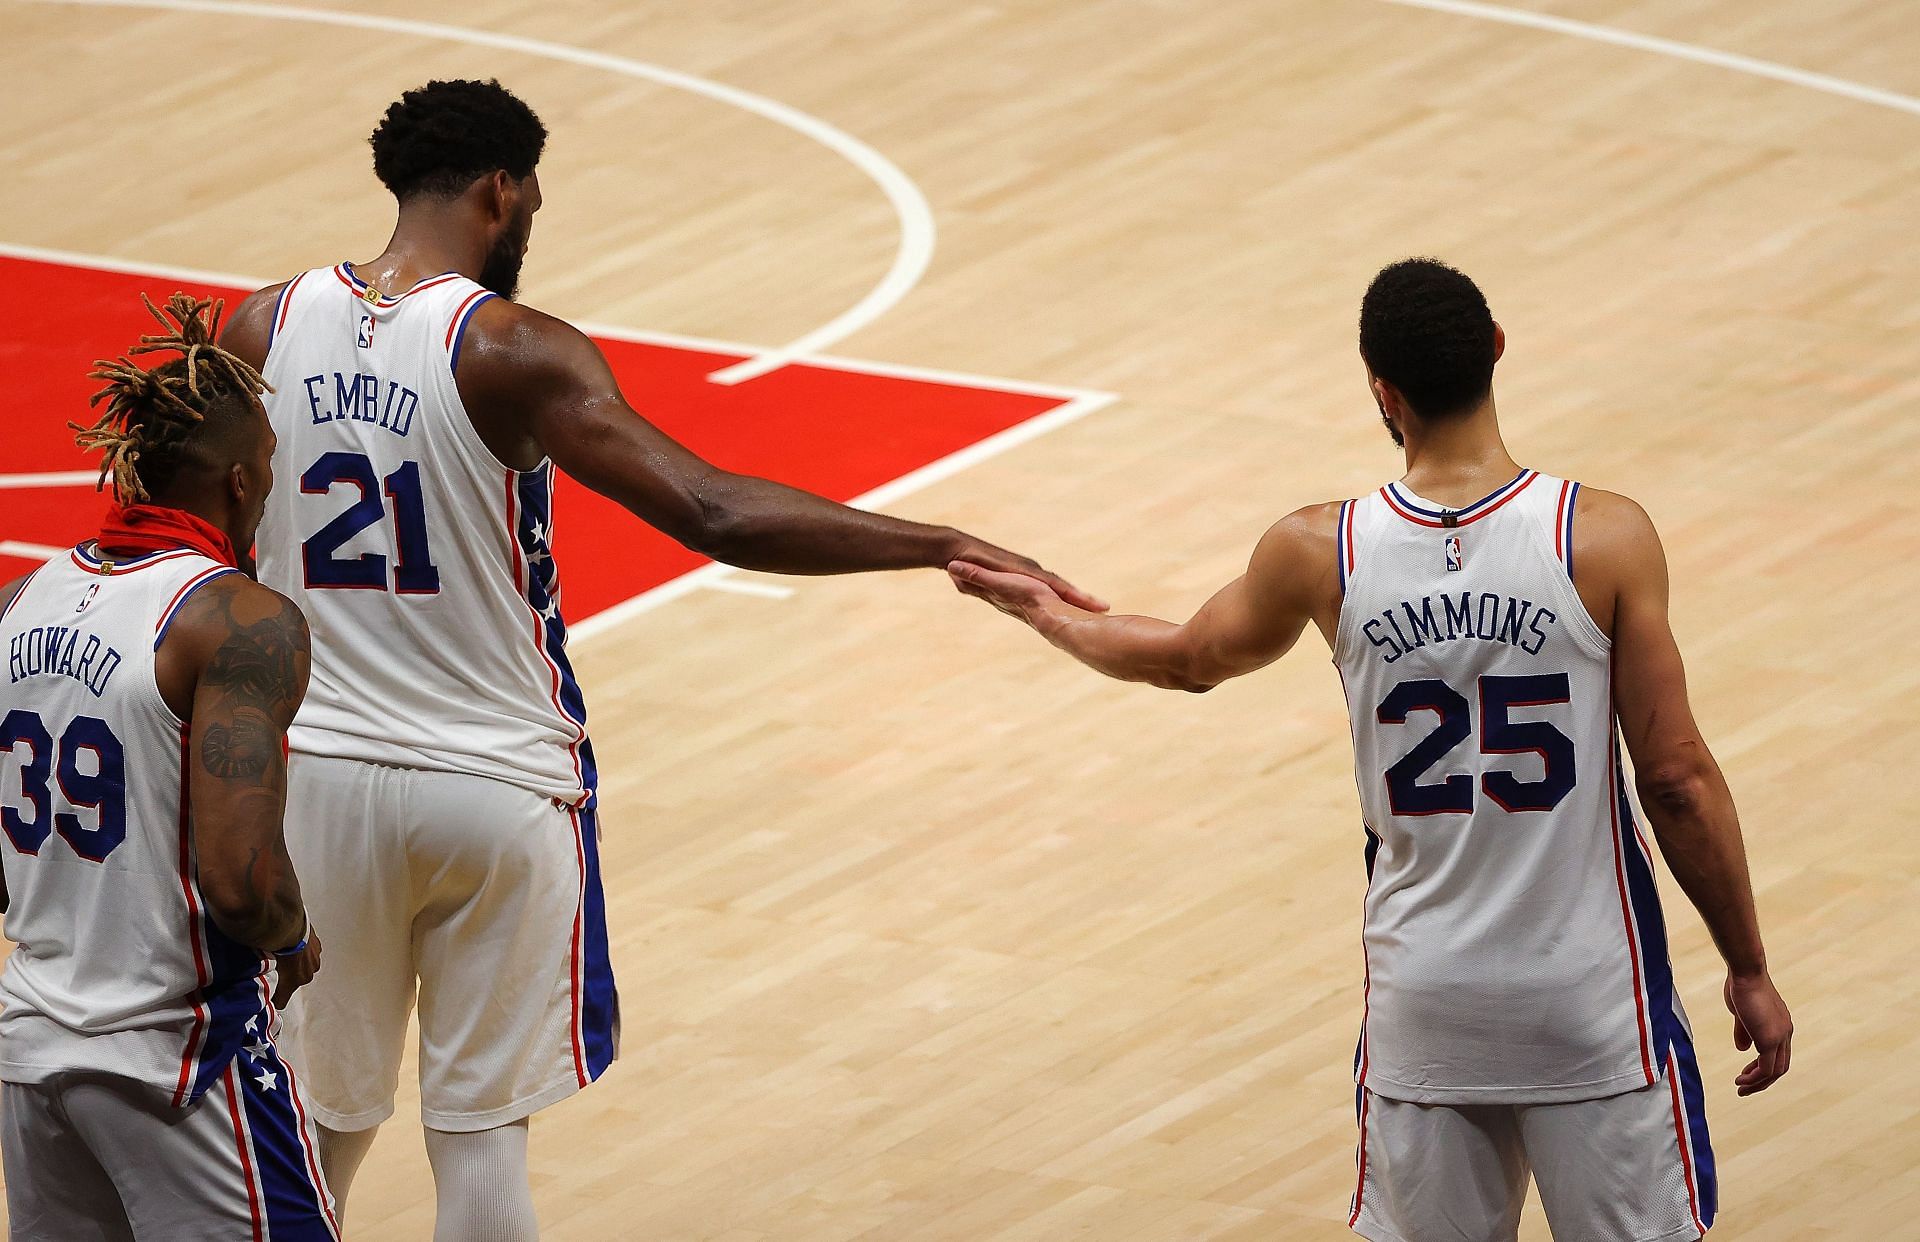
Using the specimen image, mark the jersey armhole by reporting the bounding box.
[446,289,499,375]
[1337,498,1358,596]
[0,566,44,623]
[1553,478,1582,583]
[262,271,309,361]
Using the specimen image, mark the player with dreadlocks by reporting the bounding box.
[0,294,339,1238]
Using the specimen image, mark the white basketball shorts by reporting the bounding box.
[2,1058,338,1241]
[1349,1052,1716,1242]
[277,754,617,1134]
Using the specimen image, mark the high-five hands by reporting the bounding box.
[947,560,1077,626]
[947,541,1106,614]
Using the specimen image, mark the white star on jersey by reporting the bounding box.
[245,1038,273,1062]
[254,1069,278,1092]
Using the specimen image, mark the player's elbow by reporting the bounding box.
[1149,649,1224,693]
[1636,761,1712,820]
[199,875,297,951]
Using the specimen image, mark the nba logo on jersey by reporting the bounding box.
[74,583,99,613]
[356,311,375,349]
[1444,535,1463,571]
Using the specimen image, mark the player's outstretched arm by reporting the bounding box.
[949,505,1334,691]
[1582,489,1792,1095]
[458,303,1105,609]
[164,576,318,988]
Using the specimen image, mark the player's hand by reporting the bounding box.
[272,929,323,1009]
[947,537,1107,613]
[1725,970,1792,1095]
[947,560,1072,627]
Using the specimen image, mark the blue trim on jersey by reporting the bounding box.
[154,568,239,651]
[573,794,618,1080]
[1385,469,1530,520]
[1614,748,1680,1069]
[447,291,497,374]
[72,544,178,571]
[514,466,618,1080]
[1669,1038,1718,1227]
[265,279,297,351]
[236,1043,339,1239]
[0,567,41,623]
[1336,500,1353,596]
[1563,481,1581,580]
[188,917,272,1104]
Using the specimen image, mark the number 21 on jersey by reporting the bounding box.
[300,451,441,595]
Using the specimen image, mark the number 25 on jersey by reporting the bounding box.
[1377,672,1577,816]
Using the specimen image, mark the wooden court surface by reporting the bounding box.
[6,0,1919,1237]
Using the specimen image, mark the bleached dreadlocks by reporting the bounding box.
[72,293,272,504]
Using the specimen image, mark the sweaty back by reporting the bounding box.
[1333,469,1695,1105]
[254,264,592,806]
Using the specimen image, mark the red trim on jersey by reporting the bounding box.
[566,806,590,1087]
[223,1067,266,1242]
[1553,479,1573,564]
[1379,471,1539,529]
[332,264,463,306]
[156,567,233,640]
[1348,1090,1372,1228]
[173,726,213,1109]
[445,289,492,349]
[272,271,308,338]
[1341,499,1357,579]
[0,567,40,622]
[1605,693,1658,1084]
[503,472,590,800]
[1667,1052,1707,1234]
[69,546,203,577]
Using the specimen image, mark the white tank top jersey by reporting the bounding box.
[255,265,592,807]
[0,547,276,1106]
[1332,470,1692,1105]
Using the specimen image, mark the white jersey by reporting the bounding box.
[0,546,275,1105]
[1333,470,1690,1104]
[256,264,590,806]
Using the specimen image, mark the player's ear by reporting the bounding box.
[485,169,516,223]
[1371,375,1398,417]
[1492,321,1506,363]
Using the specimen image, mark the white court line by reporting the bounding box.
[0,541,64,561]
[0,242,1104,403]
[25,0,938,384]
[1379,0,1920,117]
[0,471,97,489]
[0,243,1117,640]
[698,577,797,600]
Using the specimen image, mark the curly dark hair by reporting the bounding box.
[1358,258,1497,419]
[370,79,547,202]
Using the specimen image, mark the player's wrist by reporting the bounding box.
[271,913,311,957]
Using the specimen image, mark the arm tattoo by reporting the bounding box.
[195,585,306,783]
[203,615,301,707]
[199,707,277,778]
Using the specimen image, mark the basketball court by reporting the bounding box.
[5,1,1918,1237]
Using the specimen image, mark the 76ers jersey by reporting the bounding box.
[0,548,273,1105]
[256,265,590,806]
[1333,471,1690,1104]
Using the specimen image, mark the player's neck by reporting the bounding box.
[356,211,486,292]
[1396,400,1522,505]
